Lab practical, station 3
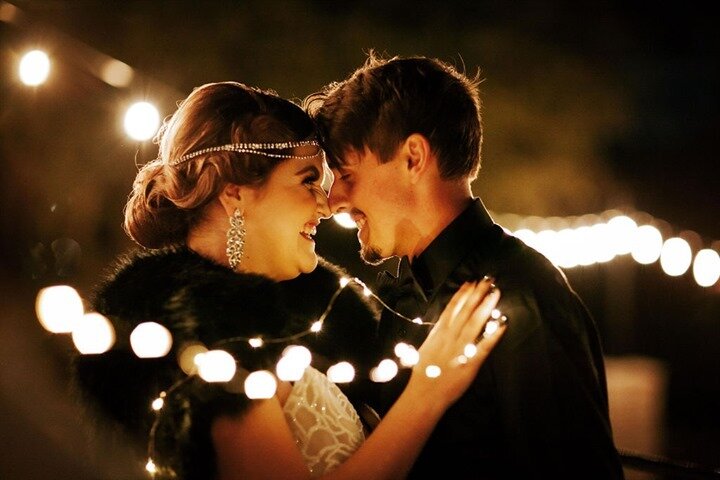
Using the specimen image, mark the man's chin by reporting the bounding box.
[360,245,388,266]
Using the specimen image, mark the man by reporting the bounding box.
[307,53,625,479]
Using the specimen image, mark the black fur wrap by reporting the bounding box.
[73,245,381,479]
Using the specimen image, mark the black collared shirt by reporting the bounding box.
[374,198,624,479]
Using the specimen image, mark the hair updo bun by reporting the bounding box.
[123,81,315,249]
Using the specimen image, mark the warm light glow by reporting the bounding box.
[660,237,692,276]
[100,59,134,87]
[370,359,398,383]
[425,365,441,378]
[130,322,172,358]
[591,223,616,264]
[333,213,357,229]
[244,370,277,399]
[412,317,423,325]
[327,362,355,383]
[124,101,160,141]
[196,350,236,382]
[310,320,323,332]
[339,277,351,288]
[151,397,164,411]
[483,320,500,338]
[276,345,311,381]
[35,285,84,333]
[513,229,537,249]
[464,343,478,358]
[248,337,263,348]
[535,229,560,265]
[178,342,207,375]
[363,286,372,297]
[395,342,420,367]
[607,215,638,255]
[146,459,157,474]
[19,50,50,86]
[631,225,663,265]
[693,249,720,287]
[72,312,115,354]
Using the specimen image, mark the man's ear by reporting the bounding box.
[403,133,432,184]
[218,183,246,217]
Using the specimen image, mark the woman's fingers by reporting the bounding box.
[457,286,501,346]
[436,277,495,332]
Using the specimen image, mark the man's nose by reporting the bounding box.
[327,183,349,214]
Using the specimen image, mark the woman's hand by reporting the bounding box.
[408,278,505,408]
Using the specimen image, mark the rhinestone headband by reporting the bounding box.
[168,140,322,167]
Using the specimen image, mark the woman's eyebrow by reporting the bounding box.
[294,165,320,176]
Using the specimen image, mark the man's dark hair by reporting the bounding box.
[305,52,484,180]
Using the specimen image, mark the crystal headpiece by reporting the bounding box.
[167,140,322,167]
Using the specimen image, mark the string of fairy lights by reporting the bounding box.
[36,274,508,476]
[8,23,720,290]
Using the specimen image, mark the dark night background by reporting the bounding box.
[0,1,717,479]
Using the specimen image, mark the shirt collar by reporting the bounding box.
[397,198,495,299]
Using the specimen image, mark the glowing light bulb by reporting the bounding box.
[19,50,50,86]
[72,312,115,354]
[244,370,277,399]
[276,345,311,382]
[370,359,398,383]
[35,285,84,333]
[130,322,172,358]
[248,337,263,348]
[412,317,423,325]
[693,249,720,287]
[464,343,478,358]
[631,225,663,265]
[333,212,357,229]
[660,237,692,277]
[146,459,157,474]
[151,397,164,411]
[310,320,323,332]
[327,362,355,383]
[339,277,351,288]
[425,365,441,378]
[124,101,160,141]
[196,350,236,382]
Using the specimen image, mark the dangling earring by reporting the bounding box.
[226,208,245,271]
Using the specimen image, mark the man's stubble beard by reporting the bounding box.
[359,243,386,266]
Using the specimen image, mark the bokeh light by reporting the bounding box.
[660,237,692,277]
[130,322,173,358]
[692,249,720,287]
[19,49,50,86]
[370,359,398,383]
[196,350,236,382]
[244,370,277,399]
[327,362,355,383]
[333,212,357,229]
[72,312,115,354]
[276,345,312,382]
[631,225,664,265]
[124,101,160,141]
[35,285,84,333]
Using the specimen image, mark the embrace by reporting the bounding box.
[74,53,624,479]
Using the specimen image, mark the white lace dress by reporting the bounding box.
[282,366,366,476]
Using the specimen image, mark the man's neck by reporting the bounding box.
[406,184,474,262]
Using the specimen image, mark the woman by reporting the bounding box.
[73,81,506,479]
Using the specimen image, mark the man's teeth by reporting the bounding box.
[302,225,317,237]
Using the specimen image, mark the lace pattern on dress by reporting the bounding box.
[282,366,365,476]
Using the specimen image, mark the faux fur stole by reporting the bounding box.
[93,245,382,375]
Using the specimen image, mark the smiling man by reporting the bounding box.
[306,53,625,479]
